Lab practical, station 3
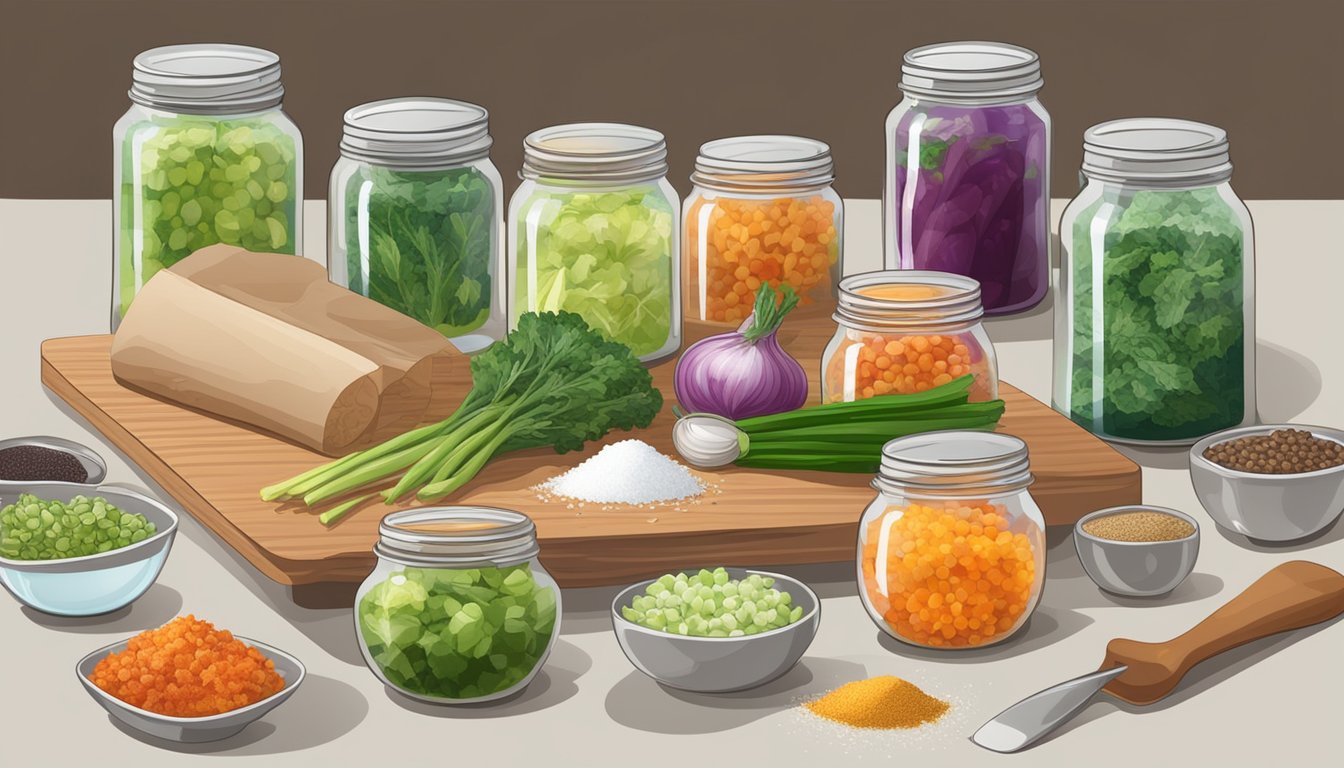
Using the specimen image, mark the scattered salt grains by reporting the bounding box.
[537,440,706,505]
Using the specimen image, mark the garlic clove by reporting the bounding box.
[672,414,744,469]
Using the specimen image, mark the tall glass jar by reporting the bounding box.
[858,432,1044,650]
[683,136,842,325]
[822,270,998,403]
[1054,118,1255,444]
[509,123,680,361]
[329,98,505,353]
[883,42,1050,315]
[354,506,561,704]
[113,44,303,329]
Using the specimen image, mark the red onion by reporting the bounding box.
[673,285,808,419]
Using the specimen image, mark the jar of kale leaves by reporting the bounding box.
[883,42,1050,315]
[355,507,560,704]
[330,98,505,353]
[114,44,303,330]
[1053,118,1255,444]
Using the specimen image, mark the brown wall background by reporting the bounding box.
[4,0,1340,201]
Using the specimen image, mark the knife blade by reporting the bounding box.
[970,666,1126,753]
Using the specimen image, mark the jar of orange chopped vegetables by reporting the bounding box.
[683,136,842,325]
[858,432,1044,650]
[823,270,997,403]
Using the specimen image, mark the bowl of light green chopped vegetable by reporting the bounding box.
[611,567,818,693]
[0,482,177,616]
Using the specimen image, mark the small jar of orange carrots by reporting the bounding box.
[683,136,842,326]
[823,270,998,403]
[858,432,1044,650]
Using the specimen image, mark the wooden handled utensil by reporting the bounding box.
[972,560,1344,753]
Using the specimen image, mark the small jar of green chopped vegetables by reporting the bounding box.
[113,44,303,329]
[509,123,681,361]
[1054,118,1255,444]
[330,98,505,353]
[354,506,560,704]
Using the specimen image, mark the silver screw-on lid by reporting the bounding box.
[375,506,540,567]
[900,41,1043,101]
[877,431,1032,494]
[340,97,492,167]
[522,123,668,183]
[692,135,834,191]
[1082,118,1232,185]
[130,44,284,114]
[835,270,985,331]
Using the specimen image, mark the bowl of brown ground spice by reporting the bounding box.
[1190,424,1344,542]
[1074,505,1200,597]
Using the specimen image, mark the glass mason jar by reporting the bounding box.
[113,44,303,329]
[883,42,1050,315]
[683,136,843,325]
[822,270,998,403]
[1054,118,1255,444]
[509,123,680,361]
[354,506,561,704]
[329,98,505,353]
[858,432,1044,650]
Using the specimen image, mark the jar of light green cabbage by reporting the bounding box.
[113,44,303,329]
[508,123,680,361]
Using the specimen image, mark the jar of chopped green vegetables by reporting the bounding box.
[509,123,681,361]
[1053,119,1255,444]
[113,44,303,330]
[330,98,505,353]
[354,506,560,704]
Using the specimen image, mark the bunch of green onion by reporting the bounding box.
[672,375,1004,472]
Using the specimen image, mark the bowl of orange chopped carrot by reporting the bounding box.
[76,615,305,743]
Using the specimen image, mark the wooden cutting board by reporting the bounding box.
[41,310,1140,607]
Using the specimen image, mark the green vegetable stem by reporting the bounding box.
[262,311,664,522]
[344,165,495,337]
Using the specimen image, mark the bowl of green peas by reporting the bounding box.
[611,567,819,693]
[0,482,178,616]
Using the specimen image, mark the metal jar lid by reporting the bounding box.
[691,135,835,192]
[522,123,668,183]
[835,270,984,331]
[1082,118,1232,186]
[900,41,1043,101]
[375,506,539,567]
[876,431,1033,495]
[340,97,493,167]
[130,44,285,114]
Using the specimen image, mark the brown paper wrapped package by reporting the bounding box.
[110,246,470,455]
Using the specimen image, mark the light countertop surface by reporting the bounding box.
[1,198,1340,766]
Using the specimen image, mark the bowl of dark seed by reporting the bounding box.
[1075,506,1199,597]
[1190,424,1344,542]
[0,436,106,485]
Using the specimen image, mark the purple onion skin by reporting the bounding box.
[890,102,1048,314]
[673,328,809,420]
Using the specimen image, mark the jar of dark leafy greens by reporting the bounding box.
[330,99,505,353]
[113,44,302,330]
[1053,119,1255,444]
[509,123,680,361]
[354,507,560,704]
[884,42,1050,315]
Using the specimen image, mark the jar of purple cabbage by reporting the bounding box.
[883,42,1050,316]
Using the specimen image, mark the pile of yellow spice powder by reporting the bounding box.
[803,675,949,730]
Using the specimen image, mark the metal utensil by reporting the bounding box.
[972,560,1344,753]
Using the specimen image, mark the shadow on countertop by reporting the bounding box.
[604,656,867,735]
[20,583,182,633]
[1214,514,1344,552]
[105,673,368,755]
[382,638,591,718]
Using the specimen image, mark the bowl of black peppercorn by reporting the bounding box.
[0,436,107,485]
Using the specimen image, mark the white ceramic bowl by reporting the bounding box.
[1189,424,1344,542]
[611,568,819,693]
[1074,505,1200,597]
[0,482,177,616]
[77,635,304,743]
